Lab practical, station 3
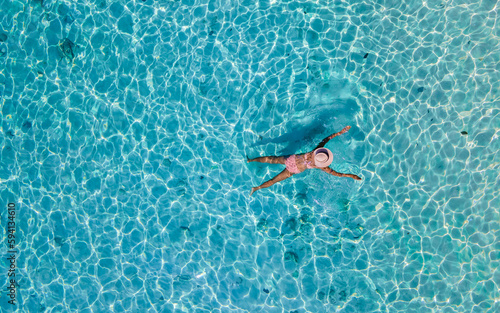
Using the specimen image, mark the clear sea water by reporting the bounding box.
[1,0,499,312]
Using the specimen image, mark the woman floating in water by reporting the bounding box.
[248,126,361,195]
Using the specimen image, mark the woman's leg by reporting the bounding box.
[247,156,287,164]
[250,169,293,195]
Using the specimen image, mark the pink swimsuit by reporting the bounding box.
[285,155,314,174]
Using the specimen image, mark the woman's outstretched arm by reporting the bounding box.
[250,169,293,195]
[320,167,362,180]
[314,126,351,150]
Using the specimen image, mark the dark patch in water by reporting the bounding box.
[177,275,191,281]
[59,38,76,61]
[162,158,172,167]
[54,236,65,246]
[22,120,32,129]
[257,218,267,232]
[284,251,299,263]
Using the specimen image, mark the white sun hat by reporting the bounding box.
[314,148,333,167]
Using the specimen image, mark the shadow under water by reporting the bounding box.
[252,97,361,156]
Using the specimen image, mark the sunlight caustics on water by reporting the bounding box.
[0,0,499,312]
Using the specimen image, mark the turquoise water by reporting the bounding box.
[1,0,499,312]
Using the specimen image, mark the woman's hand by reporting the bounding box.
[340,125,351,134]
